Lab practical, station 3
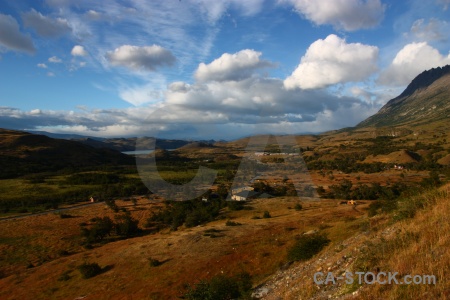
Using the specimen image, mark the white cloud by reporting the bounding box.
[47,72,55,77]
[106,45,176,72]
[195,49,273,82]
[22,9,71,37]
[191,0,264,23]
[119,75,169,106]
[409,18,449,42]
[168,82,191,93]
[37,63,48,68]
[437,0,450,10]
[0,13,35,54]
[284,34,379,90]
[48,56,62,63]
[71,45,88,56]
[280,0,385,31]
[85,10,101,20]
[378,42,450,86]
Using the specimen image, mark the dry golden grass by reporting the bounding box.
[363,150,421,164]
[263,185,450,300]
[0,197,368,299]
[357,185,450,299]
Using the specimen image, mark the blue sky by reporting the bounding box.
[0,0,449,139]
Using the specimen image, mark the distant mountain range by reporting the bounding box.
[0,129,134,178]
[29,131,219,152]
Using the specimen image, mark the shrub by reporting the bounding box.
[148,258,162,267]
[225,220,241,226]
[287,233,330,261]
[58,270,71,281]
[227,201,245,211]
[115,213,140,237]
[105,199,119,212]
[184,272,252,300]
[78,262,102,279]
[58,250,69,256]
[368,201,383,217]
[59,213,72,219]
[81,216,114,243]
[263,211,271,218]
[294,203,303,211]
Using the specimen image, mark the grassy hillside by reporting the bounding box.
[256,185,450,299]
[358,66,450,129]
[0,129,134,179]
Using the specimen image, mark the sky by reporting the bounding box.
[0,0,450,140]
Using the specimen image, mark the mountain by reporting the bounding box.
[0,129,134,178]
[357,65,450,128]
[28,131,194,151]
[28,130,105,141]
[74,137,191,151]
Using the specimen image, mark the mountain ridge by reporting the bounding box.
[357,65,450,128]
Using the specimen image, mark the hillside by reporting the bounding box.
[255,185,450,299]
[0,129,134,178]
[358,65,450,128]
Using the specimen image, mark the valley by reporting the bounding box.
[0,65,449,299]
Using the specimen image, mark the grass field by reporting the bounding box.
[0,196,370,299]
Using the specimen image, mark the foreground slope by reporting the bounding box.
[258,185,450,299]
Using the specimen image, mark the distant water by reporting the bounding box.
[122,149,175,155]
[122,150,155,155]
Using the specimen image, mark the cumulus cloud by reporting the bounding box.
[48,56,62,63]
[195,49,273,82]
[37,63,47,68]
[22,9,71,37]
[378,42,450,86]
[106,45,176,72]
[409,19,449,42]
[0,14,35,54]
[71,45,88,56]
[280,0,385,31]
[165,75,365,124]
[0,69,375,139]
[284,34,379,90]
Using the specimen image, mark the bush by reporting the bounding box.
[58,270,71,281]
[78,262,102,279]
[184,272,252,300]
[105,199,119,212]
[287,233,330,261]
[59,213,72,219]
[294,203,303,211]
[115,213,140,237]
[263,211,271,218]
[148,258,162,267]
[225,220,241,226]
[227,201,245,211]
[81,216,114,243]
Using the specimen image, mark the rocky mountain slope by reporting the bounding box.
[357,65,450,128]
